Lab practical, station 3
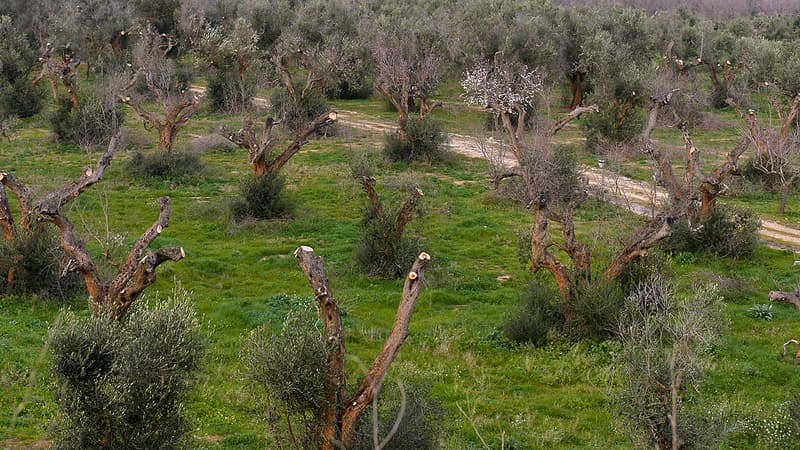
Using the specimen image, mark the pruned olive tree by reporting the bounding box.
[221,112,338,179]
[32,43,81,109]
[119,26,199,152]
[0,134,184,318]
[354,175,423,278]
[293,246,430,450]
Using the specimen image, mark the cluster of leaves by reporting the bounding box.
[48,94,123,149]
[0,15,43,120]
[662,207,760,259]
[241,307,328,447]
[48,295,204,449]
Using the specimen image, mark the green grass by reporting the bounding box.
[2,100,800,448]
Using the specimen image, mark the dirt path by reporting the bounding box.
[336,110,800,251]
[188,86,800,251]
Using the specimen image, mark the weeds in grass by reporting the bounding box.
[747,303,774,320]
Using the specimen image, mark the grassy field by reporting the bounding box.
[2,98,800,448]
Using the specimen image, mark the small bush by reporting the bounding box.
[564,279,625,341]
[126,151,205,180]
[383,117,447,163]
[270,88,329,133]
[206,69,255,113]
[350,381,445,450]
[48,95,123,148]
[49,295,204,449]
[582,101,645,151]
[241,307,328,448]
[356,206,421,279]
[662,207,760,258]
[230,174,293,220]
[0,78,43,119]
[504,281,563,346]
[0,225,81,299]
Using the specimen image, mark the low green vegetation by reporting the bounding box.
[2,104,800,447]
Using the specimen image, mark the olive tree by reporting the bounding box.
[119,26,199,152]
[618,276,725,450]
[1,135,184,319]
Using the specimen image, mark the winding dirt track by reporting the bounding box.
[188,85,800,251]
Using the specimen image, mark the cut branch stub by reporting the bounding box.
[769,286,800,311]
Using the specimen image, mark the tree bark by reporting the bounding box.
[158,126,175,153]
[567,71,585,109]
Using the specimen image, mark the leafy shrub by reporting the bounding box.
[563,279,625,341]
[0,15,43,119]
[230,174,293,220]
[49,295,204,449]
[241,307,328,448]
[350,381,445,450]
[504,280,563,346]
[206,68,255,113]
[0,225,81,299]
[617,250,672,295]
[662,207,760,258]
[270,88,329,133]
[581,101,645,151]
[48,94,123,148]
[0,78,43,119]
[383,117,447,163]
[126,151,205,180]
[356,203,421,279]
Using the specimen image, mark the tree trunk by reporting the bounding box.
[158,126,175,152]
[294,246,347,450]
[48,78,59,103]
[567,72,585,109]
[779,183,792,214]
[294,247,430,449]
[397,113,409,145]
